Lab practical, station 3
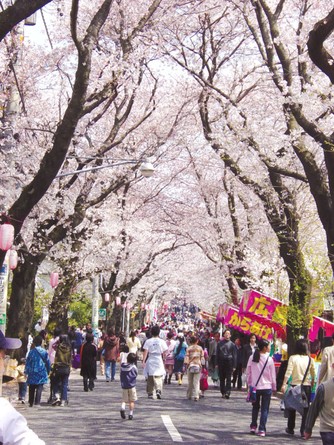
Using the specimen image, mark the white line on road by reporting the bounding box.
[161,414,183,442]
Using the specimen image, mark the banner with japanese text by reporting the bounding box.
[217,303,274,340]
[239,289,287,338]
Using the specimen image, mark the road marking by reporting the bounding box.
[161,414,183,442]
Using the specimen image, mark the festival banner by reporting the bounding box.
[217,290,334,343]
[217,303,274,340]
[309,316,334,342]
[239,289,287,338]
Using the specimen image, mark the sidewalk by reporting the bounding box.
[3,369,322,445]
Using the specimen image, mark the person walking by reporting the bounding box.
[246,338,276,437]
[98,330,106,376]
[208,332,220,388]
[216,329,237,399]
[103,328,120,382]
[184,336,204,401]
[173,333,188,385]
[25,335,51,407]
[281,338,316,438]
[318,333,334,384]
[304,363,334,444]
[127,330,141,365]
[163,332,176,384]
[80,333,97,392]
[16,357,28,404]
[120,352,138,420]
[142,325,168,400]
[52,334,72,407]
[242,334,258,374]
[232,337,243,389]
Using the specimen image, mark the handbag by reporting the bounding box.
[54,364,71,376]
[72,353,81,369]
[189,365,200,374]
[246,356,269,403]
[200,373,209,391]
[284,357,311,415]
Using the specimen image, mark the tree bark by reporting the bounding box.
[0,0,53,42]
[307,8,334,84]
[6,252,39,357]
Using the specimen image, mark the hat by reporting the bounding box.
[0,330,22,350]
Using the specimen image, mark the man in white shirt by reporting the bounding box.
[0,330,45,445]
[142,325,168,400]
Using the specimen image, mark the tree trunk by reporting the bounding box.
[6,254,38,357]
[48,273,77,333]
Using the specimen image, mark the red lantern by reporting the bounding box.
[116,296,121,306]
[105,293,110,302]
[50,272,59,288]
[0,223,14,251]
[9,250,18,270]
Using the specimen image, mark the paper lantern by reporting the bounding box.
[116,296,121,306]
[50,272,59,288]
[0,224,14,251]
[9,250,18,270]
[105,293,110,302]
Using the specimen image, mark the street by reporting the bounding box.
[3,368,322,445]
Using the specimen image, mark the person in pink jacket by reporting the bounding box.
[246,338,276,437]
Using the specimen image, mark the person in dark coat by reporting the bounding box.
[216,329,237,399]
[80,333,97,391]
[52,335,72,406]
[242,334,258,371]
[232,337,244,389]
[103,328,120,382]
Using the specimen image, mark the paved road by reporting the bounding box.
[3,369,321,445]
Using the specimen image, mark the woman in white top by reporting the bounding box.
[127,331,141,354]
[127,331,141,365]
[281,339,316,438]
[246,338,276,437]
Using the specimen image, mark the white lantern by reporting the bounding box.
[0,223,14,251]
[105,293,110,302]
[139,162,155,177]
[116,296,121,306]
[9,250,18,270]
[50,272,59,288]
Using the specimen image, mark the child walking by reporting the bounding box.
[120,353,138,420]
[17,358,27,403]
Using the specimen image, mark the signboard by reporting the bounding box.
[99,308,107,320]
[218,303,274,340]
[239,289,287,338]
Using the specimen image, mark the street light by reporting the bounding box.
[55,159,155,178]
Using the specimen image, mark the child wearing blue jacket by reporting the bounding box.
[120,353,138,420]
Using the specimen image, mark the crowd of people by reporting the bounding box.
[1,317,334,444]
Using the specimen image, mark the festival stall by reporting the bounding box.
[217,289,334,345]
